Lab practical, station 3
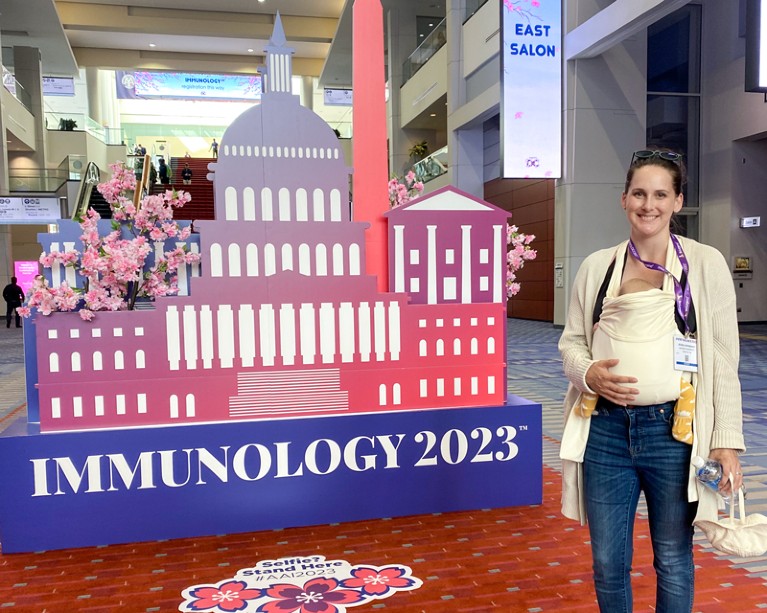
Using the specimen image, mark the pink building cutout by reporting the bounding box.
[30,17,512,433]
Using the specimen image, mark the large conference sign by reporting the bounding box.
[116,70,263,101]
[501,0,562,179]
[746,0,767,92]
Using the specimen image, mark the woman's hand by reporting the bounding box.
[584,359,639,406]
[709,448,743,496]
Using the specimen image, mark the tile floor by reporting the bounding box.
[0,319,766,612]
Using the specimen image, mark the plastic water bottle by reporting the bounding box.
[692,456,730,500]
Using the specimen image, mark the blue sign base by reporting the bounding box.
[0,395,541,553]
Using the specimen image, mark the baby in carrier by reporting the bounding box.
[576,276,695,444]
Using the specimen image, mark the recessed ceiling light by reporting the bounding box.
[429,23,434,27]
[419,34,424,37]
[430,113,437,117]
[248,48,254,53]
[149,43,156,47]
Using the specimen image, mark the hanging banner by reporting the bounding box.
[501,0,562,179]
[116,71,263,101]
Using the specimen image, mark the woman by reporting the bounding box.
[558,150,745,612]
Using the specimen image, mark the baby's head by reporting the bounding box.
[620,278,657,296]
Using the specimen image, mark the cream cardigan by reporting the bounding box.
[558,236,745,524]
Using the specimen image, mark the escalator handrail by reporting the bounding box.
[71,161,102,221]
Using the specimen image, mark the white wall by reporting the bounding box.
[463,0,499,78]
[43,68,89,119]
[399,45,448,127]
[2,87,36,149]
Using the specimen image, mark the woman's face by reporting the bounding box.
[621,164,683,241]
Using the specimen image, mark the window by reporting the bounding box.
[647,4,701,237]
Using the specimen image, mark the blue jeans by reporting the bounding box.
[583,400,697,613]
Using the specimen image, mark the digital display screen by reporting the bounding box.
[500,0,562,179]
[14,261,39,298]
[116,71,263,101]
[746,0,767,91]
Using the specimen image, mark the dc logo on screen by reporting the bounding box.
[0,198,9,204]
[23,198,40,205]
[525,157,540,168]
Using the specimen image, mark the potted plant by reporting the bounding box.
[59,118,78,131]
[408,140,429,161]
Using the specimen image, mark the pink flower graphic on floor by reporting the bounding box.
[257,578,363,613]
[179,556,423,612]
[187,580,262,612]
[340,565,419,598]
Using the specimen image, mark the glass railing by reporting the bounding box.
[464,0,491,22]
[402,18,447,83]
[2,65,32,110]
[45,112,125,145]
[8,168,69,192]
[412,145,448,183]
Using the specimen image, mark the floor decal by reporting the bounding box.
[179,555,423,612]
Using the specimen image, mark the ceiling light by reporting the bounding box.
[429,23,434,27]
[149,43,156,47]
[419,34,424,37]
[430,113,437,117]
[248,48,254,53]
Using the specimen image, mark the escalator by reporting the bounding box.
[71,161,110,220]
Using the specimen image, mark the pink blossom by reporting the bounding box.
[187,580,261,612]
[506,222,537,298]
[341,565,418,596]
[32,163,196,319]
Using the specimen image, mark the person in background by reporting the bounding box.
[158,158,170,185]
[182,163,193,185]
[558,149,745,613]
[210,138,219,158]
[139,143,147,156]
[3,276,24,328]
[184,151,191,158]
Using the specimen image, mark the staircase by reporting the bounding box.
[150,157,216,220]
[89,188,112,219]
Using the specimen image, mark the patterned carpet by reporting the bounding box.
[1,320,766,612]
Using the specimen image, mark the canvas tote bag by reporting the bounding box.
[695,479,767,558]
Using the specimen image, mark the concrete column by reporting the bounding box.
[553,1,648,325]
[86,67,102,126]
[446,0,484,197]
[0,227,13,291]
[13,46,47,170]
[300,75,314,110]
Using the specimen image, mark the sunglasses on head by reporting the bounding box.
[631,149,683,166]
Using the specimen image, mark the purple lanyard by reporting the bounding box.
[627,234,693,335]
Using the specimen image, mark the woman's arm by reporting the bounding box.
[706,250,746,493]
[558,264,596,394]
[559,254,639,404]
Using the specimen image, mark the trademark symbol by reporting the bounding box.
[519,425,528,431]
